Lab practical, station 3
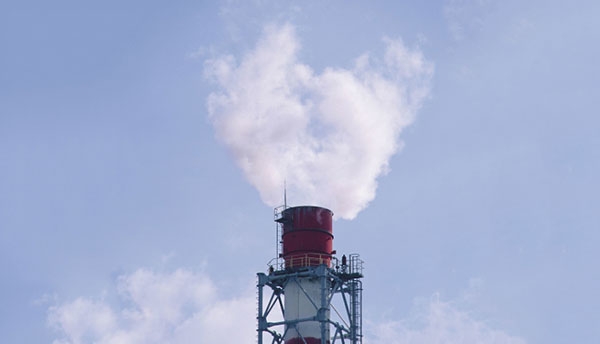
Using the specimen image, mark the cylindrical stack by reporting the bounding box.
[280,206,333,344]
[281,206,334,268]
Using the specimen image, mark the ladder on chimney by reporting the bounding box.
[348,254,363,344]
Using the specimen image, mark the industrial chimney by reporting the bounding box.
[257,205,364,344]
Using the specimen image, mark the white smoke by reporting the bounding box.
[205,23,433,219]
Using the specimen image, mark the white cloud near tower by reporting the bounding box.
[205,23,433,219]
[47,268,256,344]
[47,268,526,344]
[365,295,527,344]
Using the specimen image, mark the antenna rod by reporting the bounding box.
[284,180,287,208]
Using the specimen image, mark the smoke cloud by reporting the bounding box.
[205,23,433,219]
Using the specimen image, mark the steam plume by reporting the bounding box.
[205,23,433,219]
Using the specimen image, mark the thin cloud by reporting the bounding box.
[48,298,117,344]
[205,23,433,219]
[47,268,255,344]
[444,0,494,41]
[365,293,527,344]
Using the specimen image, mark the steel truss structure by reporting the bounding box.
[257,255,363,344]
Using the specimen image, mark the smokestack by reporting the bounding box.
[280,206,333,343]
[280,206,333,269]
[257,205,364,344]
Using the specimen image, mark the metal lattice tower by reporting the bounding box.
[257,206,364,344]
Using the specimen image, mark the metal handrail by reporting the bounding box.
[268,253,332,271]
[267,253,363,274]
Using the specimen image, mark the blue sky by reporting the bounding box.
[1,1,599,343]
